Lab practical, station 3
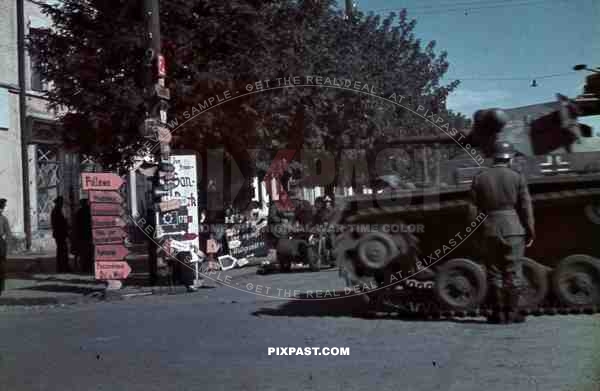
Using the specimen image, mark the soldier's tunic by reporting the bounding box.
[470,163,535,292]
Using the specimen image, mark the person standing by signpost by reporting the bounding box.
[74,199,93,273]
[0,198,11,295]
[51,196,71,274]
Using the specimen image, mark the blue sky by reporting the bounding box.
[351,0,600,127]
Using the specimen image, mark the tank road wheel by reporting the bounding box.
[434,258,488,310]
[552,254,600,306]
[356,233,401,270]
[584,203,600,225]
[519,257,550,308]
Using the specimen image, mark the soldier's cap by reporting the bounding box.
[0,198,6,208]
[324,196,332,202]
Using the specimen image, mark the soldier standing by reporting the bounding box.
[74,199,93,273]
[470,141,535,324]
[0,198,11,295]
[51,196,71,274]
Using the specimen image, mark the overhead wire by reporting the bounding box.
[450,72,578,81]
[365,0,579,15]
[358,0,588,83]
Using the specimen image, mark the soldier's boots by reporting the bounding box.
[487,311,506,324]
[505,291,526,324]
[487,288,507,324]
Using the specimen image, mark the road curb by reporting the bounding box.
[0,284,211,306]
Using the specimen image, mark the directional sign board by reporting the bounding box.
[89,191,124,204]
[95,244,129,261]
[92,216,127,229]
[93,227,128,245]
[82,173,131,284]
[95,261,132,280]
[157,199,182,212]
[81,173,124,191]
[91,203,124,216]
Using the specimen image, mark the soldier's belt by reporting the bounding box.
[485,209,518,216]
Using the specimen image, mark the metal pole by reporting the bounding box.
[345,0,353,19]
[144,0,162,285]
[143,0,172,285]
[16,0,32,250]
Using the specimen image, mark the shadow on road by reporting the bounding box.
[16,284,104,296]
[252,292,489,324]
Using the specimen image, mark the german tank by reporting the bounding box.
[333,86,600,317]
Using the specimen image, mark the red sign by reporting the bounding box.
[81,173,124,191]
[158,54,166,77]
[89,191,124,204]
[91,203,124,216]
[93,227,128,245]
[95,261,132,280]
[92,216,127,229]
[95,245,129,261]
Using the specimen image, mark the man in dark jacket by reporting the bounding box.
[74,199,93,273]
[0,198,10,295]
[51,196,71,273]
[470,141,535,324]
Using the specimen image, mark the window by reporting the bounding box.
[29,27,49,92]
[0,89,8,130]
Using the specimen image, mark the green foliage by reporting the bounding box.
[29,0,465,184]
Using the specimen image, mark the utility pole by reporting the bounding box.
[16,0,31,250]
[142,0,173,285]
[345,0,353,20]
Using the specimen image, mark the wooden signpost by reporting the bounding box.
[81,173,124,191]
[91,216,127,229]
[82,173,131,289]
[89,191,124,204]
[92,228,128,245]
[91,203,125,216]
[95,261,132,280]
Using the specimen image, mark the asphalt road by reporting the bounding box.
[1,267,600,391]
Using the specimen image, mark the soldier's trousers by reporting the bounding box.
[55,238,70,273]
[483,235,525,302]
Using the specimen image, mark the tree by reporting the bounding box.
[28,0,295,172]
[29,0,464,196]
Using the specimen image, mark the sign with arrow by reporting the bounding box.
[89,191,124,204]
[93,227,128,245]
[95,244,129,261]
[157,199,182,212]
[91,203,125,216]
[92,216,127,229]
[83,172,131,283]
[95,261,132,280]
[81,173,124,191]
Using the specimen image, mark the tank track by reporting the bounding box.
[364,279,600,319]
[335,187,600,319]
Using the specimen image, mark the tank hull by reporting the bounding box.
[333,174,600,315]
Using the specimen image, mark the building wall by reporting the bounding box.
[0,0,61,253]
[0,0,26,252]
